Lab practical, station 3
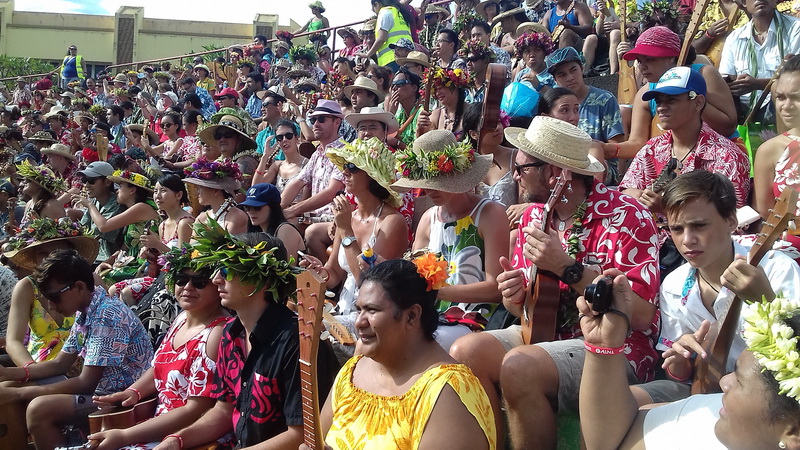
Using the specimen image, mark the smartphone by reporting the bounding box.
[297,250,310,261]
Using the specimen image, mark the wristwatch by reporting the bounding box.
[342,236,357,248]
[561,261,584,285]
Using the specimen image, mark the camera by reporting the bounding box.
[584,276,614,313]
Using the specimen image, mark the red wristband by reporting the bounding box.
[21,365,30,383]
[705,30,714,39]
[165,434,184,449]
[24,361,36,367]
[125,387,142,402]
[666,364,691,382]
[584,341,625,355]
[612,143,621,159]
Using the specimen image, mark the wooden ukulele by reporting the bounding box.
[616,0,638,106]
[521,172,571,345]
[477,64,507,151]
[691,187,798,394]
[551,1,577,44]
[296,269,327,449]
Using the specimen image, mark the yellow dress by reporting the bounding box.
[325,355,497,450]
[27,277,73,362]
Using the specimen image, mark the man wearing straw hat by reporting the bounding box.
[450,116,660,449]
[419,4,450,50]
[341,76,385,143]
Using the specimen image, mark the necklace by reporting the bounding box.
[358,202,384,224]
[565,200,589,258]
[697,270,720,295]
[672,141,698,170]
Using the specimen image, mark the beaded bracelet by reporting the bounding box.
[21,365,31,383]
[666,364,691,382]
[705,30,715,39]
[584,341,625,355]
[165,434,184,449]
[125,387,142,402]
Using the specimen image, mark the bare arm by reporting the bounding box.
[417,385,491,450]
[603,86,651,159]
[284,178,345,219]
[752,136,785,219]
[5,278,37,366]
[568,2,595,37]
[83,202,159,233]
[699,65,738,137]
[280,177,307,212]
[156,401,234,449]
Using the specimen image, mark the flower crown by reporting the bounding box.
[638,0,679,19]
[458,39,496,62]
[396,139,476,180]
[452,9,481,34]
[67,80,81,88]
[411,252,449,291]
[422,67,471,92]
[514,32,555,56]
[191,217,296,297]
[327,71,354,88]
[184,157,243,182]
[289,44,319,64]
[153,71,170,79]
[276,30,295,42]
[5,217,91,252]
[16,159,67,195]
[158,244,204,288]
[112,170,152,190]
[111,87,129,97]
[88,104,107,119]
[743,296,800,403]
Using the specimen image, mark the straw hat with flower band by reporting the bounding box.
[124,123,161,145]
[295,77,321,90]
[112,73,129,84]
[516,22,551,37]
[17,159,67,196]
[343,76,386,102]
[287,65,312,78]
[289,44,319,64]
[337,27,362,44]
[198,113,257,153]
[3,217,99,271]
[183,157,243,194]
[41,143,76,162]
[28,130,56,143]
[392,130,493,194]
[504,116,605,176]
[108,169,154,191]
[424,4,449,18]
[327,137,403,208]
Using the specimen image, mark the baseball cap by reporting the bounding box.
[214,87,240,100]
[78,161,114,178]
[239,183,281,207]
[389,38,415,51]
[0,180,17,196]
[642,67,707,101]
[543,47,583,75]
[622,26,681,61]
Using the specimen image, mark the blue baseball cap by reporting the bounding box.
[543,47,583,75]
[240,183,281,207]
[642,67,707,101]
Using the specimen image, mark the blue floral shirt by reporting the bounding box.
[576,86,624,142]
[195,86,217,121]
[61,286,153,393]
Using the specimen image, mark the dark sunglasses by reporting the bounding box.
[392,80,412,87]
[514,161,547,176]
[213,131,237,140]
[466,56,485,63]
[343,162,361,173]
[262,102,277,108]
[81,176,105,184]
[275,132,295,142]
[43,283,74,303]
[425,14,435,18]
[307,116,330,125]
[174,274,211,289]
[219,96,235,101]
[160,122,175,128]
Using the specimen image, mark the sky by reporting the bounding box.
[14,0,376,29]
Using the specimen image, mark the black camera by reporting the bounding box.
[584,276,614,313]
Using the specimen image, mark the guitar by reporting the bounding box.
[296,269,327,449]
[551,1,577,44]
[616,0,638,106]
[705,4,743,67]
[521,172,571,345]
[87,397,158,437]
[477,64,507,152]
[691,187,798,394]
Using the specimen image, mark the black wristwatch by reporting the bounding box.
[561,261,584,285]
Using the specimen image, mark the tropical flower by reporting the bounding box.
[184,157,243,182]
[396,139,475,181]
[412,252,449,291]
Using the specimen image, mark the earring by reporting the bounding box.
[779,442,786,449]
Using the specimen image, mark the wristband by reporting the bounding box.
[125,387,142,402]
[584,341,625,355]
[612,143,621,159]
[24,361,36,367]
[255,169,267,175]
[22,365,30,383]
[666,364,691,382]
[705,30,715,39]
[165,434,184,449]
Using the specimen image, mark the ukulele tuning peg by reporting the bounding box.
[789,220,797,232]
[320,331,331,340]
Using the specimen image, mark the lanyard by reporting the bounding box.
[746,12,785,110]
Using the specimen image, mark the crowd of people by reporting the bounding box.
[0,0,798,448]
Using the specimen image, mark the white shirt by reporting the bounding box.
[658,241,800,373]
[719,13,800,106]
[643,394,725,450]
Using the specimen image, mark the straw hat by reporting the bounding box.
[287,64,312,78]
[28,130,56,143]
[327,137,403,207]
[492,7,525,24]
[273,58,292,70]
[477,0,500,20]
[108,169,154,191]
[44,108,67,123]
[504,116,604,176]
[392,130,492,194]
[308,0,325,12]
[198,113,257,152]
[16,159,67,196]
[295,77,320,90]
[361,18,377,33]
[425,5,449,17]
[75,112,95,124]
[124,124,161,145]
[274,41,291,52]
[113,73,129,83]
[396,51,431,68]
[337,27,362,44]
[3,217,99,271]
[517,22,551,36]
[343,76,386,102]
[183,157,242,194]
[194,64,211,74]
[345,107,399,134]
[41,143,76,161]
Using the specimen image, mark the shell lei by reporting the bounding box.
[566,200,588,258]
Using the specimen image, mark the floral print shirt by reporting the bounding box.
[511,181,661,382]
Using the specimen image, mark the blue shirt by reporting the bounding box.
[577,86,624,142]
[194,86,217,121]
[62,286,153,393]
[245,93,263,121]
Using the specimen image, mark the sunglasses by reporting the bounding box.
[275,132,295,142]
[161,122,175,128]
[343,162,361,173]
[242,204,265,212]
[307,116,331,125]
[213,131,237,140]
[81,176,105,184]
[174,274,211,289]
[466,56,485,63]
[514,161,547,176]
[43,283,74,303]
[262,102,277,108]
[219,96,234,101]
[392,80,412,87]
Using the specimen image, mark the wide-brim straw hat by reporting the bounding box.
[113,73,129,83]
[327,138,403,208]
[125,124,161,145]
[183,176,241,194]
[345,107,399,134]
[197,115,257,152]
[504,116,604,176]
[287,65,312,78]
[5,236,99,271]
[517,22,551,36]
[75,112,95,123]
[309,0,326,12]
[392,130,493,194]
[343,76,386,102]
[28,131,56,143]
[337,27,362,44]
[41,143,76,161]
[425,5,449,17]
[396,51,431,68]
[492,7,525,24]
[274,41,291,52]
[361,19,377,33]
[295,77,320,90]
[108,170,154,191]
[477,0,500,20]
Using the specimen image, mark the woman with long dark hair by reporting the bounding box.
[415,67,470,139]
[240,183,306,261]
[462,102,517,207]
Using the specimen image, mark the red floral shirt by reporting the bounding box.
[511,181,661,382]
[619,122,751,207]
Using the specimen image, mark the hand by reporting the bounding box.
[721,255,775,301]
[520,71,541,89]
[71,194,91,209]
[138,231,161,251]
[558,18,572,29]
[387,89,400,110]
[332,195,353,232]
[93,389,138,408]
[637,188,663,214]
[497,256,526,307]
[95,262,112,274]
[152,436,182,450]
[663,321,711,370]
[728,74,760,96]
[577,270,633,349]
[603,19,619,34]
[705,19,728,39]
[299,443,333,450]
[86,429,128,450]
[506,203,531,229]
[0,384,23,405]
[416,109,432,132]
[328,222,337,241]
[521,225,573,274]
[616,41,632,60]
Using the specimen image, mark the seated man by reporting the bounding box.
[541,0,593,49]
[634,170,800,405]
[0,249,152,449]
[450,116,659,449]
[157,226,336,449]
[619,67,751,214]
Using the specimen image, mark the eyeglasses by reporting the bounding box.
[275,132,295,141]
[392,80,412,87]
[514,161,547,176]
[307,116,331,125]
[213,131,237,140]
[343,162,361,173]
[43,283,74,303]
[466,56,485,63]
[436,39,453,44]
[82,176,105,185]
[160,122,175,128]
[174,274,211,289]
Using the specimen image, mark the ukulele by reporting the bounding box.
[616,0,638,106]
[296,269,327,449]
[705,4,743,68]
[651,157,678,194]
[551,1,577,44]
[477,64,507,151]
[521,172,571,345]
[691,187,798,394]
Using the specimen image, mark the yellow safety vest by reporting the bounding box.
[376,6,412,67]
[61,55,84,79]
